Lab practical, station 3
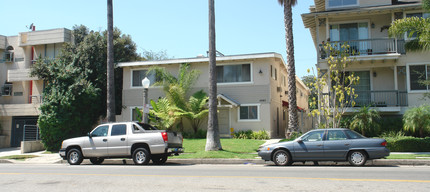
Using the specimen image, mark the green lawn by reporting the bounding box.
[171,139,265,159]
[386,154,430,159]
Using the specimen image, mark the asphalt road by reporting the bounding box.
[1,163,429,192]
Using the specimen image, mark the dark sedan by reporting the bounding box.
[258,128,390,166]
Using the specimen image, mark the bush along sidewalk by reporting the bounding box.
[385,137,430,152]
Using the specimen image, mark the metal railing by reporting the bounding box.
[319,38,406,59]
[322,90,408,107]
[23,125,40,141]
[29,95,43,104]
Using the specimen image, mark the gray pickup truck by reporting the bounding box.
[59,122,183,165]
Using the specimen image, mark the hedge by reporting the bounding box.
[385,137,430,152]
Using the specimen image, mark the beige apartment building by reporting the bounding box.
[117,53,310,138]
[0,28,72,148]
[302,0,430,117]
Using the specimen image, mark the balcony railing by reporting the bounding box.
[323,90,408,108]
[29,95,43,104]
[319,38,405,59]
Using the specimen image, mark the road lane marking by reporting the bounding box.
[1,172,429,183]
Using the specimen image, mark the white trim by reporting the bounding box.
[130,68,162,89]
[406,62,430,93]
[238,104,261,122]
[216,62,254,85]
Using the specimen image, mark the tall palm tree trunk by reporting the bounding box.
[283,1,298,134]
[206,0,222,151]
[107,0,116,122]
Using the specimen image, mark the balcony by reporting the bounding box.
[319,38,405,59]
[323,90,408,112]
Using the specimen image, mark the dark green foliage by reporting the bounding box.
[182,129,207,139]
[385,137,430,152]
[31,25,140,150]
[233,130,269,140]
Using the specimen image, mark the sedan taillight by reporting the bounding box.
[381,141,387,146]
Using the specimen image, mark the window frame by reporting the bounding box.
[238,104,260,122]
[403,11,430,40]
[407,62,430,92]
[110,124,127,136]
[329,20,371,42]
[216,62,253,85]
[130,68,161,88]
[327,0,359,10]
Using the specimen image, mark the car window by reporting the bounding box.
[132,124,144,133]
[345,130,366,139]
[327,130,347,140]
[111,124,127,136]
[301,130,324,142]
[91,125,109,137]
[137,122,158,130]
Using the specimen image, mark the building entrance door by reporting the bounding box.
[11,117,38,147]
[218,109,230,137]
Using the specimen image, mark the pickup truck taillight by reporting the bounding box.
[161,132,168,143]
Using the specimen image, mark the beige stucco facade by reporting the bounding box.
[302,0,430,117]
[0,28,71,148]
[118,53,310,138]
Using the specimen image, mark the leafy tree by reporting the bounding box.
[141,50,170,61]
[308,43,360,128]
[403,104,430,137]
[350,106,381,136]
[301,75,318,109]
[148,63,208,133]
[31,25,139,150]
[206,0,222,151]
[278,0,299,136]
[149,99,177,130]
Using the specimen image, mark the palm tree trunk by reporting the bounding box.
[107,0,116,122]
[283,1,298,134]
[205,0,222,151]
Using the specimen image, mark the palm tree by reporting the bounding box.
[278,0,298,135]
[350,106,381,136]
[403,104,430,137]
[106,0,115,122]
[206,0,222,151]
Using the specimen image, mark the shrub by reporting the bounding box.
[182,129,207,139]
[233,130,269,140]
[384,136,430,152]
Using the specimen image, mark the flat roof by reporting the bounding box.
[118,52,284,67]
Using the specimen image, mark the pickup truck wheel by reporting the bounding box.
[89,158,104,165]
[152,155,168,165]
[67,148,83,165]
[133,148,150,165]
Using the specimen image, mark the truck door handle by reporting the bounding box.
[121,138,125,141]
[103,139,107,142]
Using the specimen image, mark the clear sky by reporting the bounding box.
[0,0,316,78]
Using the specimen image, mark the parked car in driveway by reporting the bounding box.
[258,128,389,166]
[59,122,183,165]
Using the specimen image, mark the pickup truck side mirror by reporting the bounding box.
[87,132,92,138]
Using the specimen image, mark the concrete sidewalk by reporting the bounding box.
[1,147,430,166]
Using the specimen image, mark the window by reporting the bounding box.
[132,69,159,87]
[327,130,347,140]
[274,68,277,80]
[345,130,365,139]
[111,124,127,136]
[239,105,259,120]
[330,22,369,54]
[328,0,358,8]
[131,107,142,121]
[91,125,109,137]
[301,130,325,142]
[405,13,430,38]
[5,46,14,62]
[409,64,429,91]
[217,64,251,83]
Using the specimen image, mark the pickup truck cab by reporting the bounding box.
[59,122,183,165]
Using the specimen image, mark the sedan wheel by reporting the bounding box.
[273,150,292,166]
[348,151,367,166]
[133,148,150,165]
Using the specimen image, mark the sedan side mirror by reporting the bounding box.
[296,138,303,143]
[87,132,92,138]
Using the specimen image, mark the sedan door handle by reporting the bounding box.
[103,139,107,142]
[121,138,126,141]
[317,144,323,147]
